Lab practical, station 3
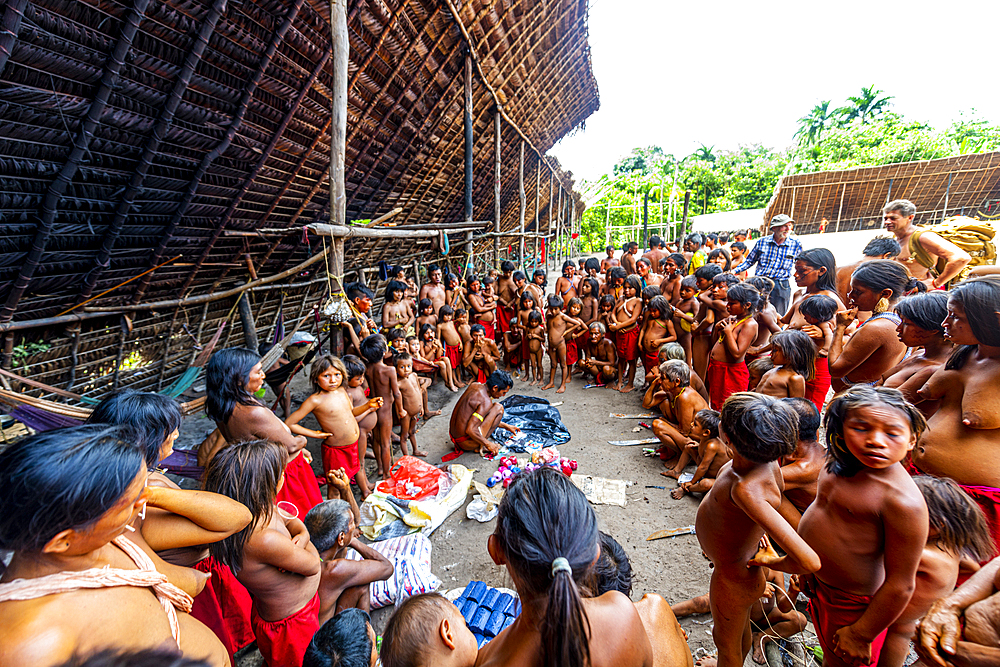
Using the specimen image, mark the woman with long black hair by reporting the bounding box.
[206,347,322,520]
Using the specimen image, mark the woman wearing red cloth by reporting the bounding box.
[912,277,1000,552]
[206,348,323,522]
[706,283,759,410]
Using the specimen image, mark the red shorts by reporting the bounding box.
[275,453,322,521]
[566,337,579,366]
[575,332,591,356]
[642,351,660,374]
[804,356,832,412]
[807,578,888,667]
[191,556,255,660]
[322,440,360,480]
[476,319,495,340]
[497,306,514,334]
[616,326,640,362]
[251,593,320,667]
[445,343,462,370]
[706,358,750,411]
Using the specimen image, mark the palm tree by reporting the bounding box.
[692,144,716,163]
[794,100,835,146]
[837,85,893,125]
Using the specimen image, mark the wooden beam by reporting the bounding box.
[308,223,487,239]
[0,0,29,75]
[83,247,330,314]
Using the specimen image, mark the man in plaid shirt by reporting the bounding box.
[731,214,801,316]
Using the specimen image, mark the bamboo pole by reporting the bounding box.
[548,168,554,271]
[494,109,501,265]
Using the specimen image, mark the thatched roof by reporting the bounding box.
[764,152,1000,234]
[0,0,598,401]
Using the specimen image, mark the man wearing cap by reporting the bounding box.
[731,214,801,316]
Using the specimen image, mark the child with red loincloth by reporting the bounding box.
[796,294,837,412]
[343,354,378,483]
[564,297,586,371]
[577,276,601,362]
[286,355,381,499]
[205,440,323,667]
[437,305,464,372]
[418,323,461,391]
[542,295,586,393]
[466,275,496,340]
[706,283,759,410]
[638,295,677,383]
[610,275,643,393]
[788,386,930,667]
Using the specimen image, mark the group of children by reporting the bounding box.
[585,238,1000,667]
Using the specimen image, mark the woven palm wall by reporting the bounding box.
[0,0,598,401]
[764,152,1000,235]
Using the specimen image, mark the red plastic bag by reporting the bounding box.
[375,456,449,501]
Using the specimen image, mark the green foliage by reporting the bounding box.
[11,339,51,368]
[577,91,999,252]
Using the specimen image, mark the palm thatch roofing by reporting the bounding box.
[0,0,598,403]
[764,152,1000,234]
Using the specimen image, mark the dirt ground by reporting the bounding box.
[173,259,720,666]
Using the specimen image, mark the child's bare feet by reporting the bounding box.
[424,409,442,420]
[540,382,554,390]
[670,593,711,618]
[448,384,459,392]
[751,632,771,664]
[694,656,717,667]
[670,486,687,500]
[619,383,634,394]
[661,468,682,479]
[556,384,566,393]
[413,448,428,457]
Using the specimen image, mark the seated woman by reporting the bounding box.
[912,277,1000,549]
[205,347,322,521]
[88,390,256,658]
[828,260,914,391]
[0,424,228,667]
[476,467,653,667]
[592,532,692,667]
[879,291,952,414]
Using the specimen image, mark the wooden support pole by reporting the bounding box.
[330,0,349,356]
[494,109,501,265]
[518,141,526,271]
[237,293,259,352]
[464,51,474,223]
[534,158,540,270]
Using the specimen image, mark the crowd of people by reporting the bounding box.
[2,197,1000,667]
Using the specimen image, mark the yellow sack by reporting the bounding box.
[909,217,996,282]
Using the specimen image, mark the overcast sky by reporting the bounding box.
[548,0,999,184]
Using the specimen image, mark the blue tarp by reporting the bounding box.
[492,395,571,450]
